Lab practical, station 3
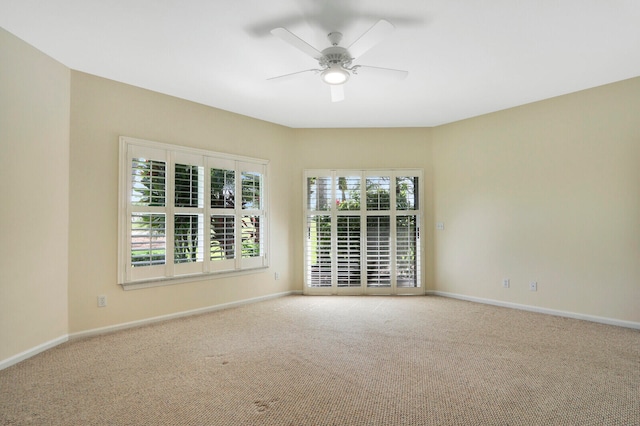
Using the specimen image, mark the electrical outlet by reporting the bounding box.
[97,295,107,307]
[529,281,537,292]
[436,222,445,230]
[274,272,280,280]
[502,279,510,288]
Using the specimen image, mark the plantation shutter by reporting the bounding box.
[365,174,391,287]
[336,174,363,287]
[303,169,423,295]
[127,145,168,282]
[305,173,333,287]
[396,215,419,287]
[336,215,361,287]
[306,214,332,287]
[239,162,266,269]
[172,152,205,276]
[119,136,270,287]
[366,216,391,287]
[209,158,236,272]
[395,176,420,288]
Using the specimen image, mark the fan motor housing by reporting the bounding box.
[320,46,352,68]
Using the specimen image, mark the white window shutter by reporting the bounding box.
[303,169,423,295]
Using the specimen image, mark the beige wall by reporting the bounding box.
[291,128,435,291]
[432,77,640,323]
[68,71,297,333]
[0,28,70,361]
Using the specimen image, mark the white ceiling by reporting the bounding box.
[2,0,639,128]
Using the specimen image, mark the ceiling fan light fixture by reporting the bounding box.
[321,64,350,85]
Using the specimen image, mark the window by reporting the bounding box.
[119,137,268,287]
[304,170,422,295]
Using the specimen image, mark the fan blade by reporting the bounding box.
[267,69,320,81]
[330,85,345,102]
[271,27,323,60]
[352,65,408,80]
[347,19,395,59]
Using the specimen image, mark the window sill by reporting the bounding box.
[120,266,269,291]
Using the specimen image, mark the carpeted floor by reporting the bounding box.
[1,295,638,425]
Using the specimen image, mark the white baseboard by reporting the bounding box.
[70,290,301,340]
[431,291,640,330]
[0,335,69,371]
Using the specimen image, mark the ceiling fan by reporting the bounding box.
[269,19,408,102]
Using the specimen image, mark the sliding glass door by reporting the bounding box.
[304,170,423,295]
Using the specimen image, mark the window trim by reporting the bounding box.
[118,136,269,289]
